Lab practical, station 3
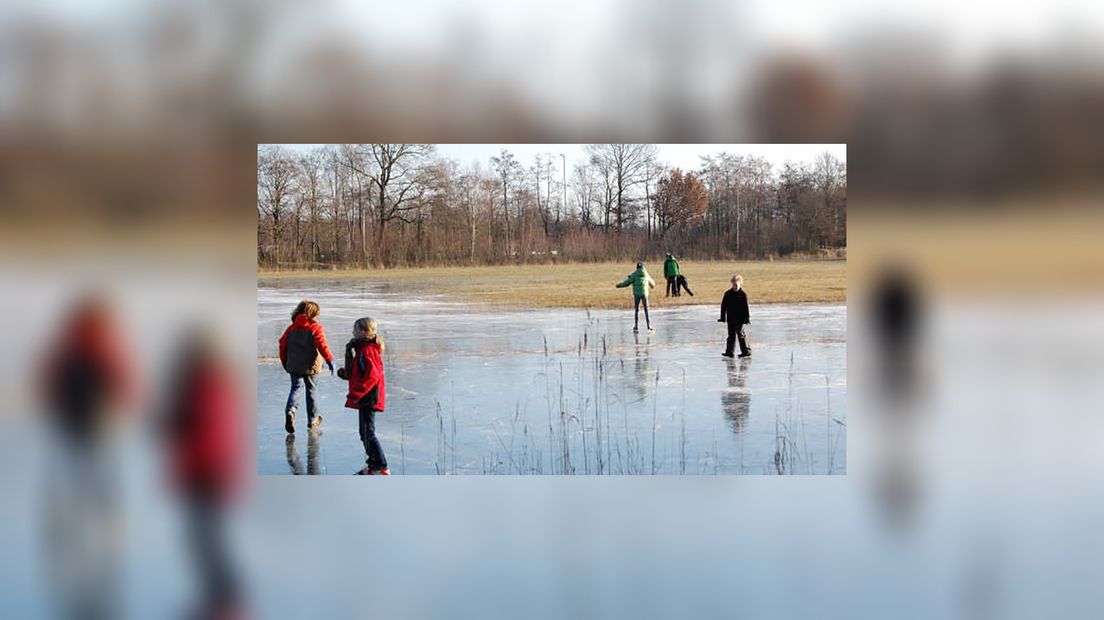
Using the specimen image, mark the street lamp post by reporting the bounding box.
[560,153,566,223]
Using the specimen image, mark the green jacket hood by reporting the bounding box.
[663,255,680,277]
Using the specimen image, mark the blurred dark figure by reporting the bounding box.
[873,266,921,402]
[39,295,135,445]
[285,430,322,475]
[870,266,925,531]
[163,326,245,619]
[37,294,135,620]
[721,357,751,433]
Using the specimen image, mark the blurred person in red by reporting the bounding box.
[163,325,246,619]
[37,293,136,620]
[39,294,136,446]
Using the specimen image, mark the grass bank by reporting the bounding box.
[258,260,846,308]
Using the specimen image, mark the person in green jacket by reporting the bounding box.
[616,261,657,332]
[663,253,681,297]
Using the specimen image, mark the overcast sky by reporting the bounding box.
[279,144,844,174]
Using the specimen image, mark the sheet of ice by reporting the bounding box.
[258,279,846,474]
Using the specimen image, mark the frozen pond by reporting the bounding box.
[258,279,846,474]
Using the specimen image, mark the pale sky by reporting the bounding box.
[280,144,845,174]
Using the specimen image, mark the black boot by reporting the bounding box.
[285,410,295,434]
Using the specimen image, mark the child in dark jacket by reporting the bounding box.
[675,274,695,297]
[337,317,389,475]
[278,300,334,434]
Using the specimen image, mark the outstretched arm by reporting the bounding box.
[616,276,632,288]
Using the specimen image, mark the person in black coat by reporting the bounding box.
[719,274,751,357]
[675,274,694,297]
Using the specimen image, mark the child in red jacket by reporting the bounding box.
[163,326,243,617]
[278,300,334,434]
[337,317,389,475]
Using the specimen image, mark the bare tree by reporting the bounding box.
[490,149,521,260]
[257,145,298,268]
[298,150,324,263]
[320,145,342,264]
[258,144,846,267]
[585,144,658,233]
[339,144,434,267]
[814,151,846,249]
[457,167,478,263]
[531,155,550,238]
[571,162,595,229]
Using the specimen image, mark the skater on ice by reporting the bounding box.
[278,300,334,434]
[719,275,751,358]
[616,261,656,332]
[337,317,390,475]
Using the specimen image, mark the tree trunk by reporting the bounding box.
[310,188,319,263]
[735,184,741,257]
[376,218,388,268]
[469,206,476,264]
[502,184,511,261]
[272,213,281,269]
[294,215,301,265]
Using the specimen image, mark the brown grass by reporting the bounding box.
[258,260,846,308]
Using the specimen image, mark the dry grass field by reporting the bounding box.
[259,260,846,308]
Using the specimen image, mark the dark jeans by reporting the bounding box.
[666,276,678,297]
[358,407,388,471]
[725,322,751,356]
[185,490,239,613]
[285,373,318,422]
[633,294,651,328]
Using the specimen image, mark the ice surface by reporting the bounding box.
[258,279,846,474]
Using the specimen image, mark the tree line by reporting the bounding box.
[257,144,845,269]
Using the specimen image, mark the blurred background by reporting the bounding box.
[1,0,1103,618]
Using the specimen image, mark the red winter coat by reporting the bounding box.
[166,359,242,499]
[39,302,136,442]
[278,314,334,375]
[339,338,386,411]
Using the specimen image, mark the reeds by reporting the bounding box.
[432,316,839,475]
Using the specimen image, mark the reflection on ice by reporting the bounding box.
[258,280,846,474]
[722,356,752,434]
[285,431,322,475]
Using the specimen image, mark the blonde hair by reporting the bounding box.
[354,317,385,352]
[292,300,320,321]
[734,274,744,284]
